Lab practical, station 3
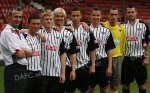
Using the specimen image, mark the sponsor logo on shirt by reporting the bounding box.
[33,51,40,56]
[114,39,119,47]
[126,36,138,41]
[96,38,100,45]
[77,40,83,47]
[46,45,57,51]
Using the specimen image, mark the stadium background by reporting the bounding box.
[0,0,150,93]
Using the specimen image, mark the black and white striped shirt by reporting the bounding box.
[39,28,66,76]
[73,25,98,69]
[123,19,150,57]
[90,24,115,60]
[23,33,41,71]
[60,26,78,67]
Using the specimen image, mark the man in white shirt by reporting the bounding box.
[0,7,32,93]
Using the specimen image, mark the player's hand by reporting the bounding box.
[142,57,149,66]
[59,74,65,83]
[53,26,60,31]
[65,26,74,32]
[36,32,46,42]
[117,22,121,27]
[81,22,90,31]
[89,65,95,74]
[106,66,112,77]
[19,29,28,33]
[70,70,76,80]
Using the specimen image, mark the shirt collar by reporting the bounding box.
[127,19,139,25]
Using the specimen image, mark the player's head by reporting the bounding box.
[91,7,102,24]
[41,10,54,28]
[71,7,82,24]
[126,5,137,21]
[108,6,119,25]
[8,7,23,29]
[28,14,41,33]
[53,7,66,27]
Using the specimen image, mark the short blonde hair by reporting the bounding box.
[41,10,54,20]
[53,8,66,17]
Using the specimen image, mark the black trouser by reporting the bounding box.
[4,63,27,93]
[42,76,65,93]
[26,71,42,93]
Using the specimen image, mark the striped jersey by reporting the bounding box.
[90,24,115,60]
[60,26,78,67]
[23,33,41,71]
[104,21,126,57]
[123,19,150,57]
[39,28,66,77]
[73,25,98,69]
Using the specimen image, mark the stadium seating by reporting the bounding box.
[0,0,150,29]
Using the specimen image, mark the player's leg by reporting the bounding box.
[134,56,148,93]
[65,65,76,93]
[99,58,110,93]
[77,66,90,93]
[110,57,122,93]
[121,57,134,93]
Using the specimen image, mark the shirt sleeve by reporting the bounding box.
[4,31,22,55]
[68,35,79,55]
[59,39,66,54]
[88,32,99,51]
[105,31,116,51]
[144,23,150,43]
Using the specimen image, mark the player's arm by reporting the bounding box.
[81,22,90,31]
[21,48,33,57]
[105,31,115,77]
[59,39,66,83]
[19,29,28,33]
[4,31,32,59]
[35,32,46,42]
[143,23,150,66]
[88,32,99,74]
[68,35,78,80]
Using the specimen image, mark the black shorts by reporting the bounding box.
[90,58,110,88]
[42,76,65,93]
[4,63,27,93]
[26,71,42,93]
[121,56,148,86]
[65,65,90,92]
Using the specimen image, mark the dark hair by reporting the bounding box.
[108,6,118,13]
[28,13,41,23]
[71,7,82,14]
[92,6,101,12]
[126,5,136,11]
[8,7,22,16]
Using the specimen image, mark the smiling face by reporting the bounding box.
[28,19,41,34]
[126,7,137,21]
[42,15,54,28]
[91,10,101,24]
[9,10,22,28]
[54,12,65,26]
[71,11,82,24]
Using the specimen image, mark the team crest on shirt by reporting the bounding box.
[96,38,100,45]
[119,29,122,32]
[137,28,141,31]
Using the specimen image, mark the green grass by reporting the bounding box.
[0,65,150,93]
